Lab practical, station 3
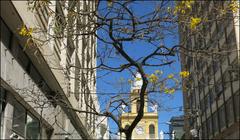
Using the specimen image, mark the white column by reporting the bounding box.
[2,103,14,139]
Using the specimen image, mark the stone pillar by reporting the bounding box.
[2,102,14,139]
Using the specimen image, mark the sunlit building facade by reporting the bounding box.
[1,1,99,139]
[180,1,239,139]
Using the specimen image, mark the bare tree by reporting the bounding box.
[15,0,240,139]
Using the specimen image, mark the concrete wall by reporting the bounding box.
[1,0,98,139]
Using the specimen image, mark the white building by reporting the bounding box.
[1,1,99,139]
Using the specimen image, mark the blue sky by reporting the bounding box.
[96,1,183,139]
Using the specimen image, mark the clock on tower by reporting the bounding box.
[120,73,159,139]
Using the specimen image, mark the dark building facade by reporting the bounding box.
[169,115,184,139]
[179,1,239,139]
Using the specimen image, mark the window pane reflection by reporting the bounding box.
[26,114,40,139]
[12,101,26,137]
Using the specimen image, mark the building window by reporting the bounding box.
[209,88,215,104]
[215,80,223,98]
[218,105,226,130]
[230,60,239,81]
[200,100,205,112]
[12,101,26,137]
[222,71,231,89]
[202,122,207,139]
[26,114,40,139]
[212,111,218,134]
[234,92,239,120]
[11,99,43,139]
[226,30,236,49]
[212,112,218,134]
[204,94,210,110]
[207,117,212,137]
[0,87,7,138]
[226,98,234,125]
[149,124,155,138]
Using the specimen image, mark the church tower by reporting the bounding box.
[120,73,159,139]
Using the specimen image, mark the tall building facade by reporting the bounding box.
[179,1,239,139]
[1,1,100,139]
[120,73,159,139]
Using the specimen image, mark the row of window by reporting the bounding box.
[183,1,238,139]
[201,92,239,139]
[0,87,50,139]
[2,1,97,137]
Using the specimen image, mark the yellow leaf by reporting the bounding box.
[19,25,33,37]
[128,79,132,84]
[169,88,175,94]
[180,71,190,78]
[154,70,163,75]
[174,0,195,15]
[149,74,158,83]
[229,1,239,13]
[167,74,174,79]
[190,17,201,29]
[164,88,175,94]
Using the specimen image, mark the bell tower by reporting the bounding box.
[120,72,159,139]
[130,72,148,113]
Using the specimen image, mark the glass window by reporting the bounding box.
[215,80,223,98]
[207,117,212,137]
[212,111,218,134]
[209,88,215,105]
[234,92,239,120]
[205,94,210,110]
[222,72,230,89]
[200,100,205,111]
[202,122,207,139]
[218,105,226,129]
[0,87,6,113]
[226,30,236,49]
[12,101,26,137]
[226,98,234,125]
[0,87,7,138]
[26,114,40,139]
[149,124,155,138]
[230,68,239,82]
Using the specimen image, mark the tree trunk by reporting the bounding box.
[125,132,132,140]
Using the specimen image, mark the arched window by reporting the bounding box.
[136,100,140,112]
[149,124,155,138]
